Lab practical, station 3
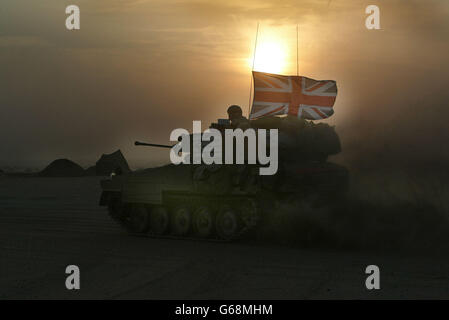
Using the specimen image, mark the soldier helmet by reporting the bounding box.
[227,105,243,119]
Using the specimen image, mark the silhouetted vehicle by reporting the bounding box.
[99,116,348,240]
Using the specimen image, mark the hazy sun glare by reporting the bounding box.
[250,41,287,74]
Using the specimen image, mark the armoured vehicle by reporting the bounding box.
[99,116,349,241]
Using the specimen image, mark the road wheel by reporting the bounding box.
[128,204,150,233]
[193,206,215,238]
[215,206,240,240]
[171,206,191,236]
[149,206,169,235]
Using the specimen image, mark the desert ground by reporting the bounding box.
[0,175,448,299]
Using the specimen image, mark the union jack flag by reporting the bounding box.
[249,71,338,120]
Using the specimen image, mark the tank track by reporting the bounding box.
[130,233,229,242]
[106,192,260,242]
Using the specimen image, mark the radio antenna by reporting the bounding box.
[296,24,299,76]
[248,22,260,118]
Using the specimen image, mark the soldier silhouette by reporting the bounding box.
[227,105,250,130]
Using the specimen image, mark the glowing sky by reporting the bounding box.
[0,0,448,169]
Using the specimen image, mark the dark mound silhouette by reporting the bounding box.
[40,159,85,177]
[96,150,130,176]
[85,165,96,176]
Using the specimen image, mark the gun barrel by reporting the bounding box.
[134,141,174,149]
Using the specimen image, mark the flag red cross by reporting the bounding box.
[253,75,336,118]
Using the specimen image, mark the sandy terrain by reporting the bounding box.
[0,176,448,299]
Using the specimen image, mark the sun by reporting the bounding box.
[250,41,287,74]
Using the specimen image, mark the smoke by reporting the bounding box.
[253,169,449,252]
